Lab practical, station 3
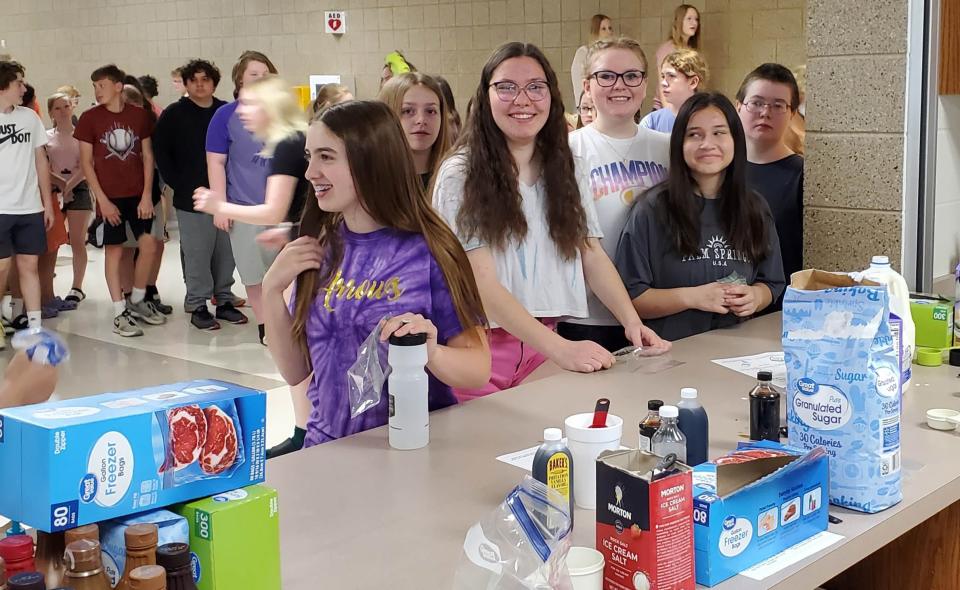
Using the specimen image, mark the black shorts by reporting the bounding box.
[0,212,47,258]
[63,182,94,212]
[102,197,155,246]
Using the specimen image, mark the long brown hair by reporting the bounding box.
[292,100,486,353]
[669,4,701,50]
[454,42,587,260]
[378,72,452,186]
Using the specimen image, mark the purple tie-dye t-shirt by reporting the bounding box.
[299,224,464,447]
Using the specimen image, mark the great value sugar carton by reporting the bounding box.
[596,449,694,590]
[0,380,266,532]
[691,442,829,587]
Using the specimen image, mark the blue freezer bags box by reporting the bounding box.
[0,380,266,532]
[692,442,829,587]
[782,270,902,514]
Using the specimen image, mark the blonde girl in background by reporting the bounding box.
[378,72,452,189]
[571,14,615,106]
[653,4,701,110]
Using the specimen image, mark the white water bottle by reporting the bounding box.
[388,331,430,450]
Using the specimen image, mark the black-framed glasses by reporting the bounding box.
[489,80,550,102]
[742,99,791,114]
[577,105,595,115]
[591,70,646,87]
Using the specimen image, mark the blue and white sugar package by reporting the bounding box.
[782,270,902,514]
[99,509,189,586]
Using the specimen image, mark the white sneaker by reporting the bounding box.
[126,298,166,326]
[113,310,144,337]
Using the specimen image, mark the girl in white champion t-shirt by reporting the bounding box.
[560,37,672,352]
[433,42,670,401]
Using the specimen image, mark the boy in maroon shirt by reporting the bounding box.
[75,64,166,336]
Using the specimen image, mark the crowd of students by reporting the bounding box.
[0,8,805,458]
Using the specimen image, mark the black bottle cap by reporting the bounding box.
[157,542,191,570]
[8,572,46,590]
[757,371,773,381]
[388,332,427,346]
[950,348,960,367]
[648,400,664,411]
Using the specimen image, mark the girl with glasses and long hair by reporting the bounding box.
[653,4,701,110]
[261,100,490,446]
[433,42,668,400]
[558,38,672,352]
[615,92,785,341]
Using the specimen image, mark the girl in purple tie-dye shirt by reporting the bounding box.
[262,101,490,447]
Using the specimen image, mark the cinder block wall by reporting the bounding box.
[1,0,804,117]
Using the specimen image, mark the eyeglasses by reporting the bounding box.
[742,99,792,115]
[591,70,646,87]
[577,105,595,115]
[489,80,550,102]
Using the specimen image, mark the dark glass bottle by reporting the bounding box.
[156,544,196,590]
[749,371,781,442]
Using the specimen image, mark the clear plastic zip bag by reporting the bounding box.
[347,316,391,418]
[453,476,574,590]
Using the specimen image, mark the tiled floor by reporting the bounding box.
[0,228,296,449]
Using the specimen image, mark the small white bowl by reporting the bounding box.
[926,409,960,431]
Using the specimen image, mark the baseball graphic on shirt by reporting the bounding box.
[101,123,139,160]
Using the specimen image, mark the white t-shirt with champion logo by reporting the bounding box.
[0,106,48,214]
[567,124,670,326]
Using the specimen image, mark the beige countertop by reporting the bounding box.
[267,313,960,589]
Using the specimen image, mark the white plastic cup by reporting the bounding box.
[564,413,623,509]
[566,546,605,590]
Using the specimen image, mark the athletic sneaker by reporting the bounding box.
[211,296,246,307]
[65,288,86,303]
[146,294,173,315]
[191,308,221,331]
[113,310,143,337]
[215,302,248,325]
[126,298,167,326]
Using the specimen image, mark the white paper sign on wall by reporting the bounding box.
[325,11,346,34]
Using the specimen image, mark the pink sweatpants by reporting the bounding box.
[454,321,556,402]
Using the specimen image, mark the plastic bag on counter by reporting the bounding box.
[453,476,574,590]
[347,316,391,418]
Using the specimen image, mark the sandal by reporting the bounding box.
[53,296,78,311]
[65,288,86,303]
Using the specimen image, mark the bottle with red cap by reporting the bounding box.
[0,536,35,577]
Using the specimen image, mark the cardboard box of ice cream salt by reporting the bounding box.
[596,449,694,590]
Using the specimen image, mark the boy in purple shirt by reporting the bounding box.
[205,50,278,342]
[261,100,491,447]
